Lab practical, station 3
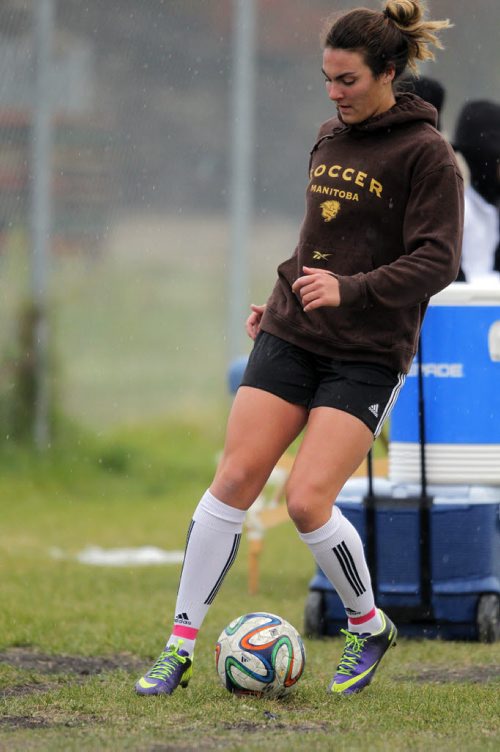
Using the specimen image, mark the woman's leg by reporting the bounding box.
[286,406,373,531]
[286,406,380,629]
[210,386,308,507]
[169,387,307,644]
[136,387,307,695]
[286,406,397,694]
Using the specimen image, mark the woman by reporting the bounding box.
[136,0,463,697]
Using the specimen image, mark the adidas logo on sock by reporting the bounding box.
[175,612,191,625]
[368,403,379,417]
[345,607,361,616]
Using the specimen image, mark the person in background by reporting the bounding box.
[406,74,445,131]
[135,0,463,699]
[453,100,500,283]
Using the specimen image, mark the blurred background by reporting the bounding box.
[0,0,499,442]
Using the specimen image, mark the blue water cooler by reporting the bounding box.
[306,479,500,641]
[390,283,500,484]
[306,283,500,642]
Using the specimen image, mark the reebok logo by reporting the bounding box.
[175,612,191,625]
[312,250,331,261]
[368,404,379,418]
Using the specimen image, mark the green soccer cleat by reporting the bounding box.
[135,642,193,696]
[328,610,397,695]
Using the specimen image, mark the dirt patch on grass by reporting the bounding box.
[221,720,332,734]
[0,682,55,699]
[0,647,143,675]
[0,715,54,729]
[0,648,145,701]
[147,747,216,752]
[0,713,101,730]
[396,665,500,684]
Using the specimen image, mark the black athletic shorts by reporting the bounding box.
[240,331,405,436]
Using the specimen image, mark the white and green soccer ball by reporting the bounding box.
[215,611,306,697]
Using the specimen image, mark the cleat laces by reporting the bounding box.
[147,644,189,681]
[336,630,368,676]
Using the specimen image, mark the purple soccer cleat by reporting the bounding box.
[328,609,397,695]
[135,643,193,696]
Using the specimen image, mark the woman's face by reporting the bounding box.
[322,47,395,125]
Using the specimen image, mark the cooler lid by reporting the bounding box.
[431,281,500,307]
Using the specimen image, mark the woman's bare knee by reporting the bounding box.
[285,478,335,531]
[211,456,267,508]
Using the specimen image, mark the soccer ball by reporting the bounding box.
[215,612,306,697]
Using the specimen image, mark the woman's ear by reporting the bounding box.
[385,63,396,84]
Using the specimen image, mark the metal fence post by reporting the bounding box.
[228,0,256,363]
[31,0,55,448]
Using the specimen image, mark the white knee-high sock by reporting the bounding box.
[166,490,246,655]
[299,506,382,635]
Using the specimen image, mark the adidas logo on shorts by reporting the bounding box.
[368,404,380,417]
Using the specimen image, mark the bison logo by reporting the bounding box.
[320,200,341,221]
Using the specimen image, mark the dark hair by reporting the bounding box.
[405,75,445,129]
[322,1,451,79]
[454,100,500,204]
[409,76,445,112]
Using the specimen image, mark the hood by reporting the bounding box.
[336,92,438,134]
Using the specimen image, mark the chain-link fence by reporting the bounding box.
[0,0,498,434]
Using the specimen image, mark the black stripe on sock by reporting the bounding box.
[204,533,241,605]
[176,519,195,596]
[333,542,366,597]
[339,540,366,596]
[185,519,195,551]
[333,545,361,596]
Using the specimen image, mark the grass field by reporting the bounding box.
[1,420,499,751]
[1,215,499,749]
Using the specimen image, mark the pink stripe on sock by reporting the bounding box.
[172,624,199,640]
[349,607,376,626]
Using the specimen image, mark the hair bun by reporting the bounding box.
[381,0,451,73]
[384,0,422,28]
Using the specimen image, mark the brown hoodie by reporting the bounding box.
[261,93,464,373]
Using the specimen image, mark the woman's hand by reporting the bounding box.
[246,303,266,340]
[292,266,341,312]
